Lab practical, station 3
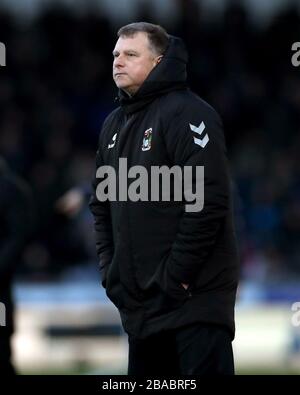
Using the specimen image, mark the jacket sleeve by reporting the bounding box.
[89,136,114,289]
[163,104,231,285]
[0,177,35,278]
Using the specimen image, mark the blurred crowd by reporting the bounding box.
[0,0,299,284]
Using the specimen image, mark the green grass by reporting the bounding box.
[19,366,300,375]
[236,367,300,375]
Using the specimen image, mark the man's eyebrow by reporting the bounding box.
[112,49,139,56]
[125,50,139,54]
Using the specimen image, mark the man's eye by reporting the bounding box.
[128,53,136,57]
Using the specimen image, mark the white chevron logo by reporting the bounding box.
[189,121,209,148]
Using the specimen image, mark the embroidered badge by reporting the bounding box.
[142,128,152,151]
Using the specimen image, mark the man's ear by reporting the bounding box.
[155,55,163,65]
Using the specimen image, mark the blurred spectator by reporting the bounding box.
[55,188,85,218]
[0,157,35,374]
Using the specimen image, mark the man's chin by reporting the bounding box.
[115,81,128,90]
[116,83,126,89]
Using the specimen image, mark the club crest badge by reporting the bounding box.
[142,128,152,151]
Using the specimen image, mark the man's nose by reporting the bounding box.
[114,56,125,68]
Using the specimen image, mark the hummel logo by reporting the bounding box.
[189,122,209,148]
[108,133,117,149]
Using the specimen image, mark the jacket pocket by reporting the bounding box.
[105,256,142,312]
[105,258,126,310]
[142,254,190,318]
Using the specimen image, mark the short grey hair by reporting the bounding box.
[117,22,169,56]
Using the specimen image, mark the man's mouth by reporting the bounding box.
[115,73,127,77]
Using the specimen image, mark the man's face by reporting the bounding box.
[112,32,161,96]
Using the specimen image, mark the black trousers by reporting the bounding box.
[128,323,234,375]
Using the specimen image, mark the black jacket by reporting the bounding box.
[89,36,239,339]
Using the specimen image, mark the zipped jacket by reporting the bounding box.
[89,36,239,339]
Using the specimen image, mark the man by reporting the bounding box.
[89,22,239,375]
[0,157,35,374]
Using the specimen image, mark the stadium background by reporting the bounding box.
[0,0,300,374]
